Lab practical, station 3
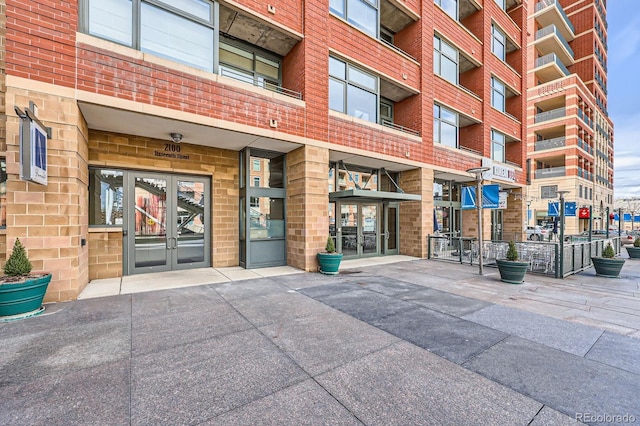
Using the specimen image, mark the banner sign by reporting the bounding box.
[579,207,590,219]
[461,185,500,209]
[565,202,576,217]
[624,213,632,221]
[482,184,500,209]
[18,104,49,186]
[461,186,476,210]
[548,202,576,217]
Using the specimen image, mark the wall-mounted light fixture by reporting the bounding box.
[170,133,183,143]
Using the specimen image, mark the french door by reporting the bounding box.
[125,172,210,274]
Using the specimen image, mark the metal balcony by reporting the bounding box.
[535,166,566,179]
[534,53,570,82]
[534,0,575,41]
[535,107,566,123]
[535,136,566,151]
[535,25,574,66]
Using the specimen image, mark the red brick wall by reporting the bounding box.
[6,0,77,87]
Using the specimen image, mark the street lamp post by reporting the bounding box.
[619,208,623,236]
[556,190,570,278]
[467,167,490,275]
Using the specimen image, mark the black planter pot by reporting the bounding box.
[496,259,529,284]
[591,257,625,278]
[625,246,640,259]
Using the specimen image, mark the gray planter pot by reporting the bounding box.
[496,259,529,284]
[591,257,625,278]
[625,246,640,259]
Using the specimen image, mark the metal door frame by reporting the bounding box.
[383,202,399,255]
[124,171,211,275]
[336,201,381,259]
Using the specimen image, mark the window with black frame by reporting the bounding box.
[84,0,215,72]
[329,56,379,124]
[88,168,124,226]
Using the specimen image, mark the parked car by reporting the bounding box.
[526,225,548,241]
[621,231,635,245]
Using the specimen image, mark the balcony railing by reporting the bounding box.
[535,25,574,58]
[535,136,566,151]
[381,120,421,137]
[535,107,566,123]
[578,168,593,181]
[577,138,593,155]
[535,166,566,179]
[535,53,570,76]
[577,109,593,128]
[220,67,302,100]
[534,0,575,34]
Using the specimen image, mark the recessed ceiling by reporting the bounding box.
[78,102,301,153]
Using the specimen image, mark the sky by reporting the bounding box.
[608,0,640,200]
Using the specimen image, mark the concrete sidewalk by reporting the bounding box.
[1,257,639,425]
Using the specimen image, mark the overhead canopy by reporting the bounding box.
[329,189,421,203]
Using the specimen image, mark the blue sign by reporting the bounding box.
[614,214,619,221]
[461,186,476,210]
[461,185,500,209]
[565,202,576,217]
[482,184,500,209]
[624,213,632,221]
[547,201,576,217]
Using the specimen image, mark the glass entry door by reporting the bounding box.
[337,202,380,258]
[125,172,210,274]
[383,203,399,255]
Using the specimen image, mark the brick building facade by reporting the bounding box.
[0,0,529,302]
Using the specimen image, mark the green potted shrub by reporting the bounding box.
[625,237,640,259]
[591,242,625,278]
[496,241,529,284]
[0,238,52,319]
[317,236,343,275]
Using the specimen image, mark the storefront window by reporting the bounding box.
[249,197,284,239]
[89,168,124,226]
[249,154,284,188]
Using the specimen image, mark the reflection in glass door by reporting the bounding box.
[126,173,210,275]
[384,203,399,255]
[337,202,380,258]
[133,176,168,269]
[340,203,359,257]
[361,204,378,256]
[176,179,206,264]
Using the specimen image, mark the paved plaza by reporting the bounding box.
[1,255,639,425]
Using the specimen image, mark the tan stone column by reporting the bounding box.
[398,167,433,258]
[286,145,329,271]
[5,86,89,302]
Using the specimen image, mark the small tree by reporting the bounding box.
[602,242,615,259]
[325,236,336,253]
[506,241,519,261]
[4,238,33,277]
[634,237,640,248]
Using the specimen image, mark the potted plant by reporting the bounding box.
[317,236,343,275]
[496,241,529,284]
[0,238,52,319]
[626,237,640,259]
[591,242,625,278]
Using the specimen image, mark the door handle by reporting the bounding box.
[385,231,389,240]
[166,237,172,249]
[172,237,178,249]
